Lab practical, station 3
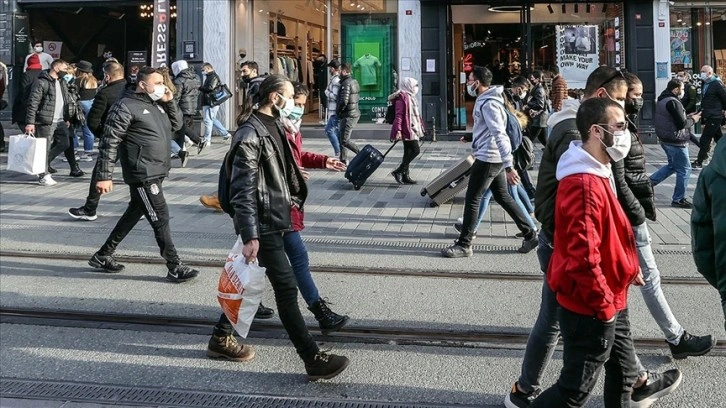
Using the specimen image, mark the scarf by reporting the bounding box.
[282,117,302,136]
[400,77,424,139]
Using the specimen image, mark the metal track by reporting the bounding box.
[2,307,724,356]
[0,250,711,285]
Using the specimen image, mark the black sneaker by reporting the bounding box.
[453,222,477,240]
[668,331,716,359]
[179,151,189,167]
[197,140,208,155]
[255,303,275,319]
[304,350,350,381]
[671,199,693,209]
[517,235,539,253]
[441,242,473,258]
[166,264,199,283]
[88,253,125,273]
[68,207,97,221]
[504,382,539,408]
[691,161,702,169]
[630,369,682,408]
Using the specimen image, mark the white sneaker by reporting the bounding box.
[39,174,57,186]
[60,155,80,162]
[77,154,94,162]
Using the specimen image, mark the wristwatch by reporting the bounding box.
[505,167,514,173]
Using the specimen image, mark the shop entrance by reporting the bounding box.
[449,2,624,131]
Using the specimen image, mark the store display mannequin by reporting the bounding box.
[353,53,381,87]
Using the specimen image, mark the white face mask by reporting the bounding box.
[598,127,631,162]
[34,46,43,53]
[603,89,626,109]
[275,93,295,117]
[467,81,479,97]
[700,72,709,81]
[678,90,685,99]
[519,90,527,100]
[145,83,166,101]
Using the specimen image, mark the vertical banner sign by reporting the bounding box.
[556,25,600,89]
[151,0,169,68]
[13,13,30,67]
[670,28,691,68]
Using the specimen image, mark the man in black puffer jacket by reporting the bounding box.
[619,74,715,365]
[171,60,203,163]
[88,67,199,283]
[336,62,361,163]
[693,65,726,168]
[24,59,73,185]
[68,62,128,221]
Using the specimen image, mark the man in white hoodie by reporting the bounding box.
[442,66,538,258]
[505,66,681,408]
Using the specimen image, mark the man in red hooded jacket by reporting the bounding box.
[530,97,680,407]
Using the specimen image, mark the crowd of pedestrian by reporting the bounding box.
[2,43,725,401]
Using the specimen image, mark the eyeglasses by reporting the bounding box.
[595,122,628,132]
[596,70,626,90]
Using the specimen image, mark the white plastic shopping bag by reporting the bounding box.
[6,133,47,175]
[217,236,266,338]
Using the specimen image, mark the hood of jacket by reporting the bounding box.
[171,60,189,76]
[657,89,678,102]
[177,67,198,80]
[547,98,580,128]
[556,140,613,182]
[388,90,403,101]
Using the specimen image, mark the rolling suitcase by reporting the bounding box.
[345,141,399,190]
[420,155,475,207]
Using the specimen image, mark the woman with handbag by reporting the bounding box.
[199,63,232,144]
[388,77,425,185]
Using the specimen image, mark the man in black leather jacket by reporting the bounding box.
[525,70,549,146]
[336,62,361,163]
[171,60,203,162]
[88,67,199,283]
[208,75,350,381]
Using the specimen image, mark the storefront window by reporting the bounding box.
[670,6,726,79]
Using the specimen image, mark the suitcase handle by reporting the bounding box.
[382,140,399,159]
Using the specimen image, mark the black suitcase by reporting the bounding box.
[345,141,398,190]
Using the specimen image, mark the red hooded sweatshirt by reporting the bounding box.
[548,141,640,322]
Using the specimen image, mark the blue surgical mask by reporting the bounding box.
[63,73,74,83]
[288,106,304,121]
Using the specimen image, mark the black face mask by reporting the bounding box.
[239,54,246,59]
[625,97,643,114]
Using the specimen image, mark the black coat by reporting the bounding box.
[336,75,360,118]
[96,92,182,185]
[534,117,581,242]
[525,83,549,128]
[173,67,201,115]
[700,78,726,120]
[230,114,307,243]
[612,124,656,225]
[87,78,128,136]
[25,71,72,126]
[200,71,221,106]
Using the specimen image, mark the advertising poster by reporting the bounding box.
[670,28,691,68]
[556,25,600,89]
[151,0,169,67]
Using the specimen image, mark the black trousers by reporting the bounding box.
[458,160,536,247]
[395,140,421,173]
[338,115,360,162]
[83,161,103,213]
[531,308,639,408]
[53,125,79,170]
[696,118,723,164]
[173,114,202,149]
[36,121,70,174]
[97,178,180,268]
[214,232,319,362]
[529,126,547,146]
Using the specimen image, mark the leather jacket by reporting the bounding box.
[230,114,308,243]
[200,71,221,106]
[526,83,549,128]
[336,74,360,118]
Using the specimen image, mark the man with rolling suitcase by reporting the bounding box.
[442,66,538,258]
[336,62,361,164]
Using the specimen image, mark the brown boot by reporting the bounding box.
[206,334,255,362]
[199,194,223,212]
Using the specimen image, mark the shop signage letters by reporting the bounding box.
[152,0,169,67]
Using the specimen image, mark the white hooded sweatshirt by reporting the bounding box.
[556,140,617,194]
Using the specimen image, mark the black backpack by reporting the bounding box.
[385,103,395,124]
[514,136,536,172]
[217,142,239,217]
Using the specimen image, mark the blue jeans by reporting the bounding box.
[473,184,536,232]
[649,143,691,202]
[283,231,320,306]
[79,100,95,151]
[509,183,537,231]
[631,222,684,374]
[473,189,493,232]
[203,105,228,142]
[517,232,560,394]
[325,115,341,155]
